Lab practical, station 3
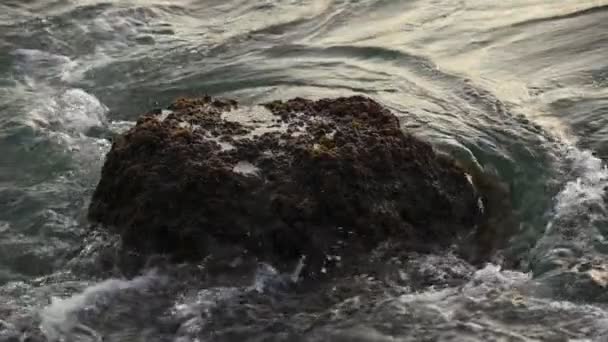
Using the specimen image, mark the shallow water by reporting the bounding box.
[1,0,608,341]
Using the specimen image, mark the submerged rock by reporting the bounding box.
[88,95,506,276]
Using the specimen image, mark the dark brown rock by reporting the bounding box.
[88,95,502,276]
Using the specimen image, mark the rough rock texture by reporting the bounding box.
[89,95,498,276]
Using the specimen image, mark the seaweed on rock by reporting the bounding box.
[88,95,513,277]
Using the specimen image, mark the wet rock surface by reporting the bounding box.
[88,95,502,276]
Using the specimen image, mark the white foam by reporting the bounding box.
[462,264,531,297]
[554,148,608,217]
[14,49,72,65]
[10,49,109,138]
[533,147,608,260]
[0,221,10,233]
[40,271,163,342]
[108,120,135,134]
[205,134,235,151]
[156,109,173,122]
[232,161,260,176]
[290,255,307,283]
[221,106,288,137]
[13,49,78,81]
[59,89,108,132]
[221,105,274,124]
[171,286,240,339]
[216,140,235,151]
[251,258,305,293]
[253,263,280,293]
[28,88,108,135]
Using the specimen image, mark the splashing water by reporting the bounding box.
[40,271,165,342]
[1,0,608,340]
[532,147,608,270]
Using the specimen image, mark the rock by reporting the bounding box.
[88,95,502,276]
